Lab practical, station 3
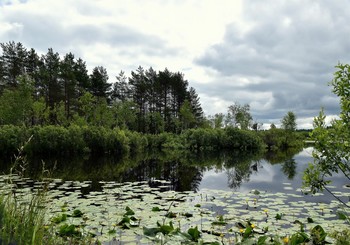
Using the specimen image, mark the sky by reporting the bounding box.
[1,0,349,129]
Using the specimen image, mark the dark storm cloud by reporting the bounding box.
[195,0,350,123]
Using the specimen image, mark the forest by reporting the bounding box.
[0,41,304,157]
[0,41,205,133]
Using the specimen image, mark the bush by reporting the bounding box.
[27,126,86,156]
[0,125,28,155]
[223,127,264,150]
[182,128,223,151]
[82,126,132,155]
[0,125,143,157]
[258,128,304,151]
[124,130,148,154]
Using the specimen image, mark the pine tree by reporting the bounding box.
[60,52,78,119]
[0,41,27,88]
[89,66,111,99]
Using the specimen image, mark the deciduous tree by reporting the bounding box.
[227,102,253,130]
[281,111,297,131]
[0,75,33,125]
[303,63,350,208]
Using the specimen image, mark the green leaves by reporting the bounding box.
[124,206,135,216]
[337,211,349,221]
[281,111,297,131]
[303,63,350,209]
[72,209,83,217]
[2,169,349,244]
[118,206,139,229]
[275,213,283,220]
[187,226,200,241]
[58,224,81,238]
[51,213,67,224]
[152,206,161,212]
[290,232,310,244]
[211,214,227,226]
[311,225,327,244]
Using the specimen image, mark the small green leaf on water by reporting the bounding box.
[165,211,177,218]
[211,221,227,226]
[125,206,135,215]
[290,232,309,244]
[183,212,193,218]
[58,224,81,237]
[307,217,314,223]
[337,211,348,220]
[152,206,160,211]
[51,213,67,224]
[160,224,174,234]
[187,226,200,241]
[258,235,268,245]
[275,213,283,220]
[243,225,253,238]
[72,209,84,217]
[253,189,260,195]
[311,225,327,243]
[143,227,160,237]
[118,216,130,226]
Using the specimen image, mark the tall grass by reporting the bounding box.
[0,184,48,244]
[0,136,52,245]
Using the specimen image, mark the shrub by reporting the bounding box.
[0,125,28,155]
[258,128,304,151]
[124,130,148,154]
[27,125,86,156]
[223,127,264,150]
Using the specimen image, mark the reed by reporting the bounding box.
[0,136,52,245]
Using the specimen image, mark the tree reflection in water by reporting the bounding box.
[0,147,304,192]
[224,147,302,190]
[223,151,262,190]
[282,158,297,180]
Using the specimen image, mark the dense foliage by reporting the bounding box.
[303,63,350,207]
[0,125,148,157]
[0,125,265,158]
[0,41,306,158]
[258,128,304,151]
[0,42,204,133]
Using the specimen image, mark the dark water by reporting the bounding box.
[0,147,348,203]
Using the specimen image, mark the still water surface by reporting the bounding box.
[199,147,348,204]
[1,147,348,203]
[200,147,314,192]
[1,146,349,244]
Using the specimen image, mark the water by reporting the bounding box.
[0,147,349,244]
[199,147,348,203]
[1,147,348,203]
[199,148,314,192]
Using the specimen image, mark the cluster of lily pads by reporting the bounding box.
[0,175,349,244]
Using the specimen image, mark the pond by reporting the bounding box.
[0,147,349,244]
[199,147,348,204]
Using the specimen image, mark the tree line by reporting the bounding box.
[0,41,204,133]
[0,41,306,156]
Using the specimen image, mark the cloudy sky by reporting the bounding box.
[1,0,349,129]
